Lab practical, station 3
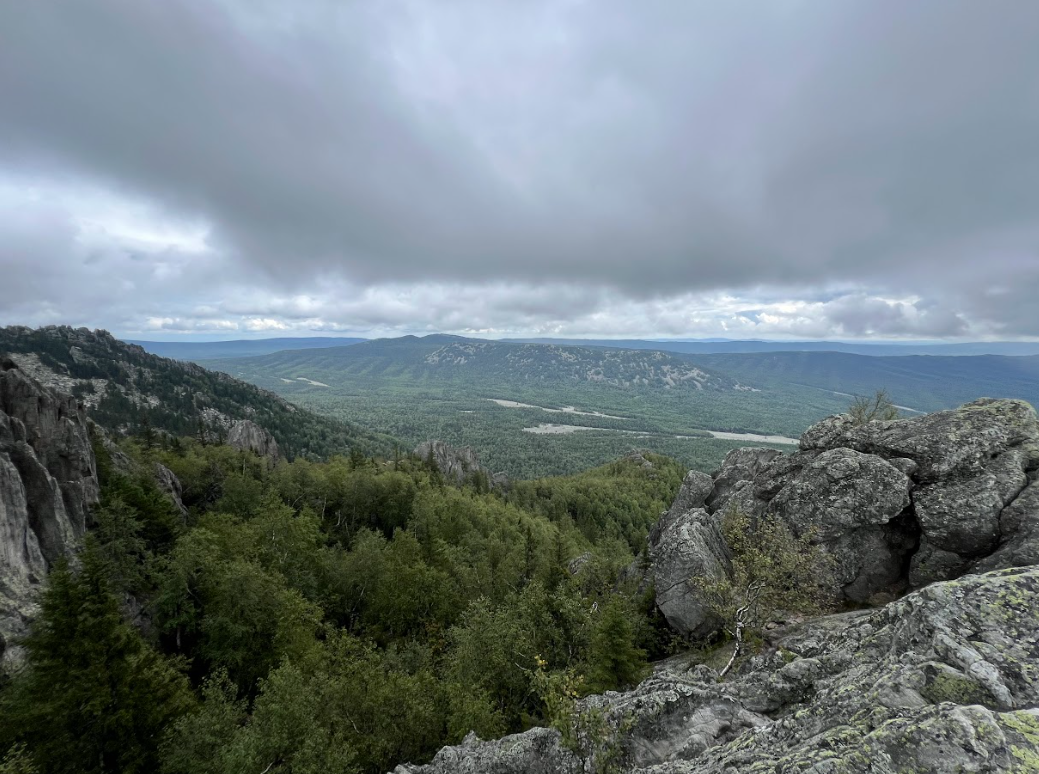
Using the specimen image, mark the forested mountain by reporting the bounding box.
[206,335,835,478]
[693,351,1039,412]
[205,334,1039,478]
[0,326,394,460]
[506,337,1039,357]
[130,337,366,361]
[225,334,742,391]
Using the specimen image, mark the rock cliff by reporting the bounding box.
[0,358,99,666]
[227,419,280,462]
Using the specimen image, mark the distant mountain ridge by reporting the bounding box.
[0,326,393,460]
[129,336,365,361]
[504,337,1039,357]
[693,350,1039,412]
[223,334,744,392]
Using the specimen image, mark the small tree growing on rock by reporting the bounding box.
[848,389,899,425]
[695,509,835,677]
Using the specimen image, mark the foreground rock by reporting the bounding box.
[647,507,729,638]
[396,566,1039,773]
[0,359,99,666]
[797,398,1039,587]
[653,398,1039,631]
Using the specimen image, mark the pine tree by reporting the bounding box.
[0,538,193,774]
[585,595,647,693]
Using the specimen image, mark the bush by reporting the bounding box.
[695,509,835,676]
[848,389,899,425]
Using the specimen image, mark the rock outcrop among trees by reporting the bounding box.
[405,398,1039,772]
[399,566,1039,773]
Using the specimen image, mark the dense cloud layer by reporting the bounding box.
[1,1,1037,338]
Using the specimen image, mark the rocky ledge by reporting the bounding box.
[415,440,509,489]
[397,566,1039,773]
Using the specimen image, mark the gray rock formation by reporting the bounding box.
[414,440,509,489]
[647,507,730,638]
[668,398,1039,605]
[227,419,280,462]
[396,566,1039,773]
[666,470,714,518]
[705,447,782,514]
[153,462,189,521]
[0,359,99,666]
[763,448,916,601]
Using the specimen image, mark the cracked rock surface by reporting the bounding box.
[396,567,1039,773]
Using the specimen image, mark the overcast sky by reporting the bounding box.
[1,1,1038,340]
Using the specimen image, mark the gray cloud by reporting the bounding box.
[1,0,1038,337]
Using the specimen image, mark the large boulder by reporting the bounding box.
[763,448,916,601]
[705,447,782,514]
[667,470,714,517]
[227,419,279,462]
[973,472,1039,573]
[648,507,730,638]
[398,567,1039,773]
[693,399,1039,597]
[0,360,99,666]
[800,398,1039,482]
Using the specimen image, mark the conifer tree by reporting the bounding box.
[0,538,193,774]
[585,595,647,693]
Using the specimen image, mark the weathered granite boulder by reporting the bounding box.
[764,448,916,600]
[667,470,714,517]
[800,398,1039,482]
[0,359,99,666]
[705,447,782,514]
[647,507,730,638]
[396,566,1039,774]
[227,419,280,462]
[393,728,576,774]
[974,472,1039,573]
[691,399,1039,599]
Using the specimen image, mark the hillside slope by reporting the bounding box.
[693,350,1039,411]
[234,334,742,391]
[0,326,394,460]
[205,335,847,478]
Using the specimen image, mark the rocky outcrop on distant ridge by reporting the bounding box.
[227,419,280,462]
[414,440,509,489]
[0,358,99,666]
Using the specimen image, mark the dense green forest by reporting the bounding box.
[0,430,686,774]
[205,336,835,478]
[0,326,395,460]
